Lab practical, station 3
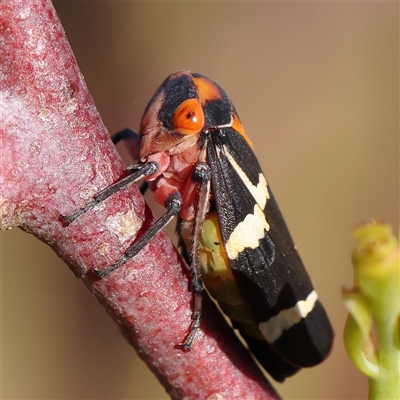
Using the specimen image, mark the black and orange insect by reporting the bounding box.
[61,71,334,382]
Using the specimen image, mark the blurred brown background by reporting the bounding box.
[1,2,398,399]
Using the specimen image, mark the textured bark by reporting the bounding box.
[0,1,280,398]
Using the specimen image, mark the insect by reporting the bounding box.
[61,71,334,382]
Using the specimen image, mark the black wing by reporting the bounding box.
[206,128,333,379]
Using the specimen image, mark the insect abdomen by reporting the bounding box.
[200,213,263,332]
[180,212,263,338]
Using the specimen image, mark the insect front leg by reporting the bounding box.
[179,162,212,351]
[59,161,158,226]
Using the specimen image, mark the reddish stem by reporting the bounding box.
[0,1,280,399]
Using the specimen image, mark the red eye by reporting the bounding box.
[172,98,204,135]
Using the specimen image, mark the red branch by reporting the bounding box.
[0,1,280,399]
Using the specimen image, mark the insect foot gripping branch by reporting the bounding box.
[61,71,334,382]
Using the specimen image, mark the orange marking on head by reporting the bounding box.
[232,115,254,150]
[193,76,221,105]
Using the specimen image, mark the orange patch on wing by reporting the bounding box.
[232,115,254,150]
[193,76,221,105]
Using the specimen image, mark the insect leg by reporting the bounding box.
[93,191,182,279]
[179,162,211,350]
[60,161,158,226]
[111,128,138,143]
[111,128,140,153]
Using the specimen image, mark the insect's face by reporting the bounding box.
[139,71,245,159]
